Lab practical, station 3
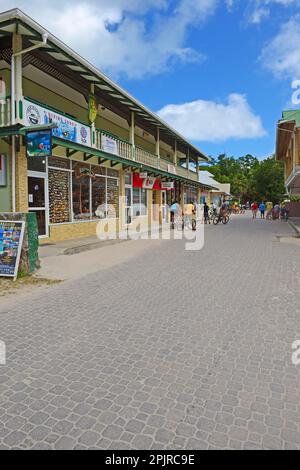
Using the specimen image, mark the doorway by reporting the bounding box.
[28,172,49,237]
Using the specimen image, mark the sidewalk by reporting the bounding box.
[288,217,300,237]
[38,235,164,281]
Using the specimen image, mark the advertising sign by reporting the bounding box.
[101,135,119,156]
[139,172,148,179]
[0,154,6,186]
[0,221,25,280]
[161,181,174,190]
[88,94,97,123]
[26,130,52,157]
[24,99,91,147]
[142,176,156,189]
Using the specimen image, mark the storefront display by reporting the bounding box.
[49,168,71,224]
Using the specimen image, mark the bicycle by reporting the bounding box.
[213,213,230,225]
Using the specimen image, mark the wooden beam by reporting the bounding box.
[98,157,108,165]
[83,153,94,161]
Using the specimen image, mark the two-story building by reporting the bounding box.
[0,8,212,242]
[276,110,300,195]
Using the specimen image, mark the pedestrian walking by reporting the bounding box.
[203,202,210,224]
[259,202,266,219]
[251,202,258,219]
[266,201,273,220]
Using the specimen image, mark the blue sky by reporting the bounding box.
[4,0,300,159]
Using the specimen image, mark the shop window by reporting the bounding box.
[141,189,147,216]
[72,174,91,220]
[49,168,71,223]
[107,168,119,178]
[92,176,106,218]
[107,178,119,218]
[125,172,132,185]
[133,188,141,217]
[48,156,70,170]
[133,188,147,217]
[92,165,106,176]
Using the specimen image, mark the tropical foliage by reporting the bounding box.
[203,154,285,203]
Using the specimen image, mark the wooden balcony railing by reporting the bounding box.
[90,128,198,182]
[0,97,11,127]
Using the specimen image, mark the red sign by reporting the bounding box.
[133,173,161,190]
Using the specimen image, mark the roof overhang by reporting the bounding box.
[0,8,210,164]
[276,119,295,160]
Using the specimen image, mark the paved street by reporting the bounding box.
[0,214,300,450]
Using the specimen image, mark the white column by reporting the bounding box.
[12,33,23,124]
[130,111,135,160]
[156,127,160,167]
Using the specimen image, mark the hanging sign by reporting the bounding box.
[161,181,174,190]
[24,99,91,147]
[88,94,97,124]
[142,176,156,189]
[0,154,6,186]
[139,172,148,179]
[101,135,119,156]
[0,220,25,280]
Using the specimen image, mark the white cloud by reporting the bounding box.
[248,0,300,24]
[0,0,217,79]
[260,16,300,79]
[157,94,267,142]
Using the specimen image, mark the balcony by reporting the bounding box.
[95,129,198,182]
[0,97,11,127]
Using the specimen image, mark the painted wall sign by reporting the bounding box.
[167,164,177,175]
[0,221,25,280]
[101,135,119,156]
[0,154,6,186]
[24,99,91,147]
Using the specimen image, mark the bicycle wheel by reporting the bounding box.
[213,217,219,225]
[222,215,229,224]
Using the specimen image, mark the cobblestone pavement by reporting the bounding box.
[0,214,300,450]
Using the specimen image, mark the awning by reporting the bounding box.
[276,120,295,160]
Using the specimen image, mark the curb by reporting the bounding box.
[288,220,300,238]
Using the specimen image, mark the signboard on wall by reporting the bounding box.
[24,99,91,147]
[26,130,52,157]
[0,221,25,280]
[161,182,174,190]
[0,154,6,186]
[167,164,177,175]
[101,135,119,156]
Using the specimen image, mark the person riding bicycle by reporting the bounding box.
[184,200,196,230]
[170,201,182,229]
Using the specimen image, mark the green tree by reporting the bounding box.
[205,153,284,203]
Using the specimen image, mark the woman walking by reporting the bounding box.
[251,201,258,219]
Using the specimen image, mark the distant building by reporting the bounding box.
[199,171,231,206]
[276,110,300,195]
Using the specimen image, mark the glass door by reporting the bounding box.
[28,172,49,237]
[124,173,132,225]
[161,190,167,222]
